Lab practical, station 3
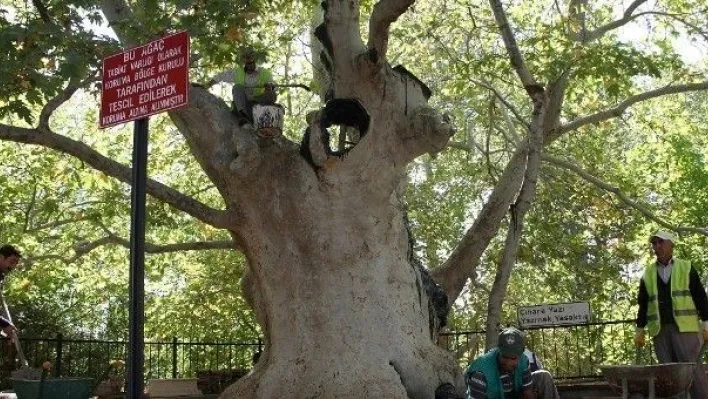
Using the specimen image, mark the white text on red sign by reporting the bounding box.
[100,31,189,128]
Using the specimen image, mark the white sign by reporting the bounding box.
[517,302,590,328]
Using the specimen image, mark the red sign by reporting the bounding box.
[100,31,190,128]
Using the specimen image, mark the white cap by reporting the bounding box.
[649,230,677,244]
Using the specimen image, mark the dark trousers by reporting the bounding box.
[653,323,708,398]
[531,370,560,399]
[232,85,277,120]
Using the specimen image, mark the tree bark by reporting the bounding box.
[484,93,547,348]
[215,0,460,396]
[223,190,460,397]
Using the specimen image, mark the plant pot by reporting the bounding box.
[10,377,93,399]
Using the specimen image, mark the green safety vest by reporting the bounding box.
[465,348,528,399]
[642,258,699,337]
[235,68,273,97]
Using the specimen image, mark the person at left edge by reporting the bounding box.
[0,245,21,336]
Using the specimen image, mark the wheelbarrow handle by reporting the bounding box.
[12,334,29,368]
[1,292,29,367]
[697,339,708,364]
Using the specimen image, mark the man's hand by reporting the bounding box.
[2,323,17,338]
[702,321,708,341]
[522,386,537,399]
[635,329,646,347]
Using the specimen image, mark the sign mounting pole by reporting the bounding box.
[128,117,148,399]
[100,31,190,399]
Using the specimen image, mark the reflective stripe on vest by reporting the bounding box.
[642,258,699,337]
[234,68,272,97]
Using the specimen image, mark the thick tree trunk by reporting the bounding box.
[213,0,459,394]
[217,154,459,397]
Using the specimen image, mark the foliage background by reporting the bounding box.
[1,0,707,348]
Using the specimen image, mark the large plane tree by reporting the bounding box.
[2,0,707,397]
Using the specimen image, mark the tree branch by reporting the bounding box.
[444,140,708,240]
[26,215,94,233]
[566,0,588,41]
[438,332,481,360]
[430,147,528,303]
[21,184,39,233]
[432,0,552,303]
[541,70,571,135]
[100,0,138,47]
[578,0,649,43]
[93,0,257,230]
[543,154,708,236]
[320,0,365,74]
[485,94,546,349]
[367,0,415,60]
[92,1,253,217]
[38,76,96,130]
[169,87,263,201]
[488,0,540,94]
[498,98,522,145]
[470,79,530,131]
[31,0,53,24]
[552,81,708,140]
[437,77,708,306]
[580,6,708,44]
[96,222,236,254]
[0,124,229,228]
[638,11,708,43]
[25,236,234,266]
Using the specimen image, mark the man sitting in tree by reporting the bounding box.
[210,46,277,124]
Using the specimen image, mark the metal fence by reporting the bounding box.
[438,319,699,379]
[0,335,262,385]
[1,319,703,384]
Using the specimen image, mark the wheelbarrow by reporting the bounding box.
[599,362,695,398]
[601,338,708,398]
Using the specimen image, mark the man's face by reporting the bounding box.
[0,255,20,273]
[244,56,256,73]
[651,238,673,261]
[499,353,520,373]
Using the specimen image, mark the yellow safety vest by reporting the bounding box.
[235,68,273,97]
[642,258,699,337]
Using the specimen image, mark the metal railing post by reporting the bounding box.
[172,337,178,379]
[54,333,63,377]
